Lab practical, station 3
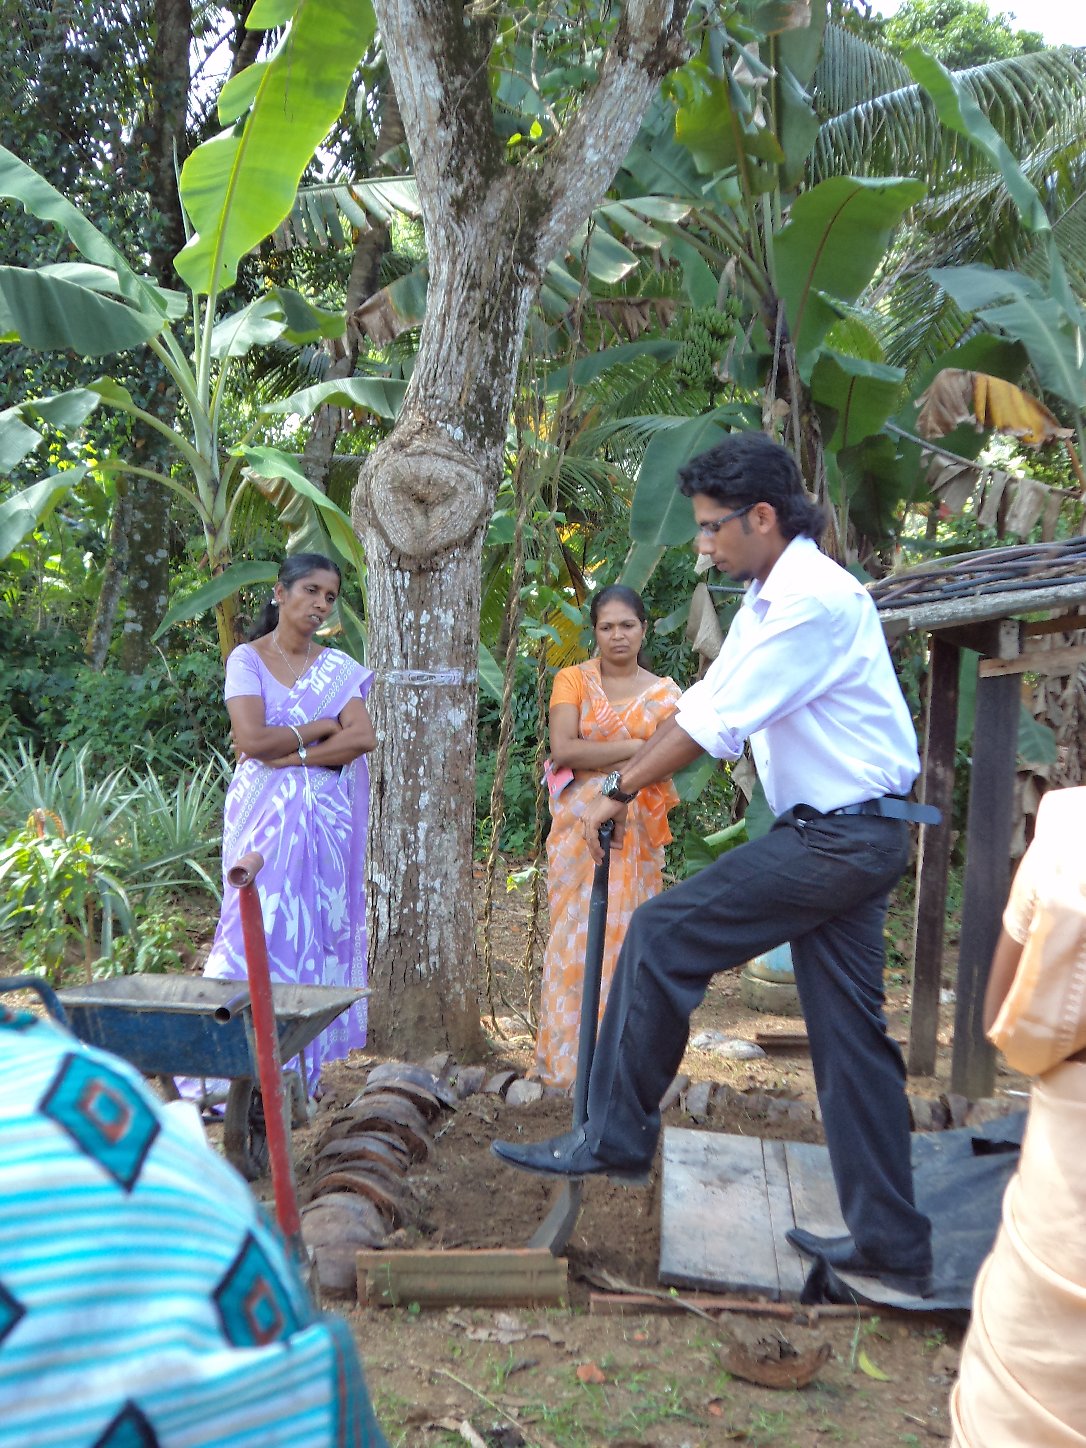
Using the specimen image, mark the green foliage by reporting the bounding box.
[476,655,544,857]
[0,741,223,981]
[0,812,132,981]
[883,0,1043,69]
[0,620,225,763]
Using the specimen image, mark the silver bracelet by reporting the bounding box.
[288,724,304,751]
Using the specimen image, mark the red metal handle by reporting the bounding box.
[234,863,304,1254]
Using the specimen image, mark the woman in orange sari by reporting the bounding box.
[535,586,681,1090]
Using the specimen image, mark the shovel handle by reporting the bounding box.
[571,820,614,1128]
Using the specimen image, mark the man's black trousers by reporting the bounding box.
[585,805,933,1272]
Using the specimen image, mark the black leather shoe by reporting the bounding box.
[788,1228,932,1298]
[787,1228,856,1262]
[491,1127,651,1185]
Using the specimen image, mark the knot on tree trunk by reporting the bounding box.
[353,420,489,566]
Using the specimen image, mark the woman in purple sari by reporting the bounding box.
[204,554,376,1091]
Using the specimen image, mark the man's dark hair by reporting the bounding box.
[676,432,826,541]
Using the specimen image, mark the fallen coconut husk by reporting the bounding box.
[337,1091,432,1160]
[309,1167,404,1224]
[352,1079,448,1121]
[720,1333,832,1390]
[301,1190,391,1295]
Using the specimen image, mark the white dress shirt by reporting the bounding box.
[675,536,920,816]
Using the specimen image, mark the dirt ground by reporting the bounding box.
[283,872,1024,1448]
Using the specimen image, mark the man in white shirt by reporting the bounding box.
[494,432,935,1299]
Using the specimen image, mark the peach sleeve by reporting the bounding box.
[1002,843,1041,945]
[550,666,585,709]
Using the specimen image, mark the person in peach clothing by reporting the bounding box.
[534,586,680,1090]
[951,785,1086,1447]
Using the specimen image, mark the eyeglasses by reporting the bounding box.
[696,503,755,537]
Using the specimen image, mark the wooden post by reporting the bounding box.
[908,634,959,1076]
[951,669,1020,1098]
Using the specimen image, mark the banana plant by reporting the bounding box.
[911,48,1086,459]
[0,0,382,660]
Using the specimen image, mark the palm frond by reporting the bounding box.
[812,48,1086,184]
[813,22,914,120]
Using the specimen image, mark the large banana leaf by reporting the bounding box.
[0,267,165,355]
[906,48,1049,235]
[931,265,1085,409]
[210,289,346,359]
[151,559,279,641]
[774,175,926,379]
[237,446,366,573]
[810,350,906,451]
[175,0,376,295]
[36,263,188,321]
[0,389,102,473]
[0,468,88,559]
[0,147,167,315]
[262,377,406,423]
[629,407,758,546]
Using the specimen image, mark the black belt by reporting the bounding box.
[824,795,942,826]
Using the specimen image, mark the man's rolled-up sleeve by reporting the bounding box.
[675,679,745,760]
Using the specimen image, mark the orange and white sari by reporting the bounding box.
[534,659,680,1090]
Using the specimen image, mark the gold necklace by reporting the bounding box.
[271,629,313,684]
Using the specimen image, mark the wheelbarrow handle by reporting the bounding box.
[227,851,264,889]
[232,865,304,1260]
[0,976,68,1027]
[571,820,614,1129]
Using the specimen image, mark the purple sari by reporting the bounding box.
[204,644,373,1089]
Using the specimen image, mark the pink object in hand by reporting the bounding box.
[543,757,574,799]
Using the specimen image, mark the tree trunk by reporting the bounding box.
[357,0,690,1055]
[118,0,191,672]
[118,456,172,673]
[355,200,536,1055]
[85,480,132,668]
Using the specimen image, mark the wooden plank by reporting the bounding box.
[659,1128,781,1298]
[936,619,1021,659]
[753,1031,809,1052]
[1022,612,1086,637]
[909,634,959,1076]
[783,1141,847,1239]
[356,1248,567,1308]
[978,642,1086,677]
[763,1140,807,1298]
[952,670,1019,1099]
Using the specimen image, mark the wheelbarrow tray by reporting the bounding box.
[56,977,365,1080]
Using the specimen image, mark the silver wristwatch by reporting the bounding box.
[601,769,638,803]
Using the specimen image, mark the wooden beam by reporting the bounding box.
[1022,612,1086,638]
[356,1248,567,1308]
[978,643,1086,678]
[935,619,1021,659]
[908,636,959,1077]
[951,670,1019,1099]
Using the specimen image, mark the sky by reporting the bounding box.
[870,0,1086,48]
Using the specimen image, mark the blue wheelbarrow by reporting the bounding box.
[3,969,364,1187]
[48,974,364,1180]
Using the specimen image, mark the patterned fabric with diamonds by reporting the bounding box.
[0,1014,387,1448]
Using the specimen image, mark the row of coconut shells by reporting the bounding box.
[300,1062,457,1293]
